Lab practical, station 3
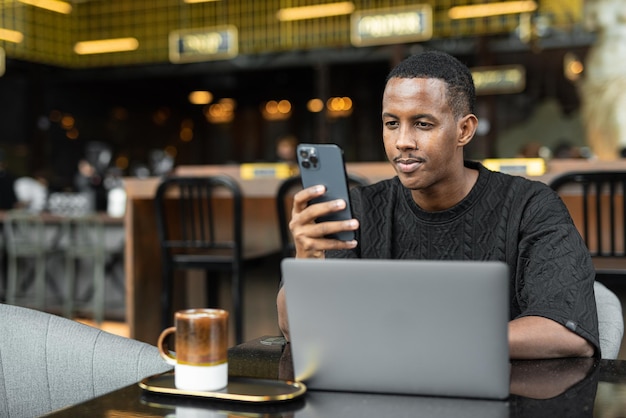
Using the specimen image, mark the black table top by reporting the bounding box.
[44,336,626,417]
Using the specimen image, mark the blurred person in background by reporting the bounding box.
[14,170,49,213]
[276,135,298,165]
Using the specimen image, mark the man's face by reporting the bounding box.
[382,77,465,192]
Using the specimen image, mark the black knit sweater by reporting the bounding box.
[328,160,600,354]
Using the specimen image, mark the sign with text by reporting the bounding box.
[351,5,432,47]
[169,25,238,63]
[471,65,526,95]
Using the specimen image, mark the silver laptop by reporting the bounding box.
[296,390,509,418]
[281,258,510,400]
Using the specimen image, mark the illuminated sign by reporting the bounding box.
[351,5,432,47]
[169,25,238,63]
[240,163,293,180]
[471,65,526,95]
[482,158,546,176]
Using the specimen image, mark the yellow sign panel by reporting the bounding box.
[471,65,526,95]
[351,5,432,47]
[169,25,238,64]
[482,158,546,176]
[240,163,293,180]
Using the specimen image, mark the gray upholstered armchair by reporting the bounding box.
[595,281,624,359]
[0,303,172,417]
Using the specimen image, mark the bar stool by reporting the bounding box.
[3,210,52,309]
[63,215,110,324]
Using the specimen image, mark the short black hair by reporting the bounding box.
[386,50,476,118]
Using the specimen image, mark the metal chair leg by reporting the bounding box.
[161,265,173,330]
[206,272,220,308]
[93,254,106,324]
[6,256,17,305]
[34,253,46,310]
[232,268,243,344]
[64,257,76,318]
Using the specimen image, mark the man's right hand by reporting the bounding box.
[289,184,359,259]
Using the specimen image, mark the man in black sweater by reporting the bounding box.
[277,50,599,359]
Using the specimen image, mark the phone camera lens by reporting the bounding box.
[302,160,311,169]
[299,149,309,158]
[310,155,318,165]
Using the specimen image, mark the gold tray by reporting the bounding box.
[139,371,307,403]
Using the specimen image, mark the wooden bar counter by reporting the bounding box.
[123,159,626,344]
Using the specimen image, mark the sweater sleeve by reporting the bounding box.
[512,183,600,355]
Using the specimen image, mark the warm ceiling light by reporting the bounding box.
[74,38,139,55]
[564,52,584,82]
[277,100,292,114]
[277,2,355,22]
[307,98,324,113]
[18,0,72,14]
[448,1,537,19]
[0,28,24,43]
[184,0,220,3]
[188,91,213,105]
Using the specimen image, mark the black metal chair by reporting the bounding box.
[276,173,369,259]
[549,171,626,285]
[154,175,247,343]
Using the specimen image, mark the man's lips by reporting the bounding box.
[393,157,424,173]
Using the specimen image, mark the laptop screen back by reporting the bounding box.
[281,258,510,400]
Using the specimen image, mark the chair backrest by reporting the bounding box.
[276,173,369,259]
[3,210,46,255]
[62,215,106,256]
[154,175,243,263]
[594,281,624,359]
[549,171,626,257]
[0,303,172,417]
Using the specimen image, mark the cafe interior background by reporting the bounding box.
[0,0,617,190]
[1,1,626,354]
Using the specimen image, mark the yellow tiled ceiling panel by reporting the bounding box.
[0,0,584,68]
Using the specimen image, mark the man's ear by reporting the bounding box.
[457,114,478,147]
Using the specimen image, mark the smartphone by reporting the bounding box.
[296,143,355,241]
